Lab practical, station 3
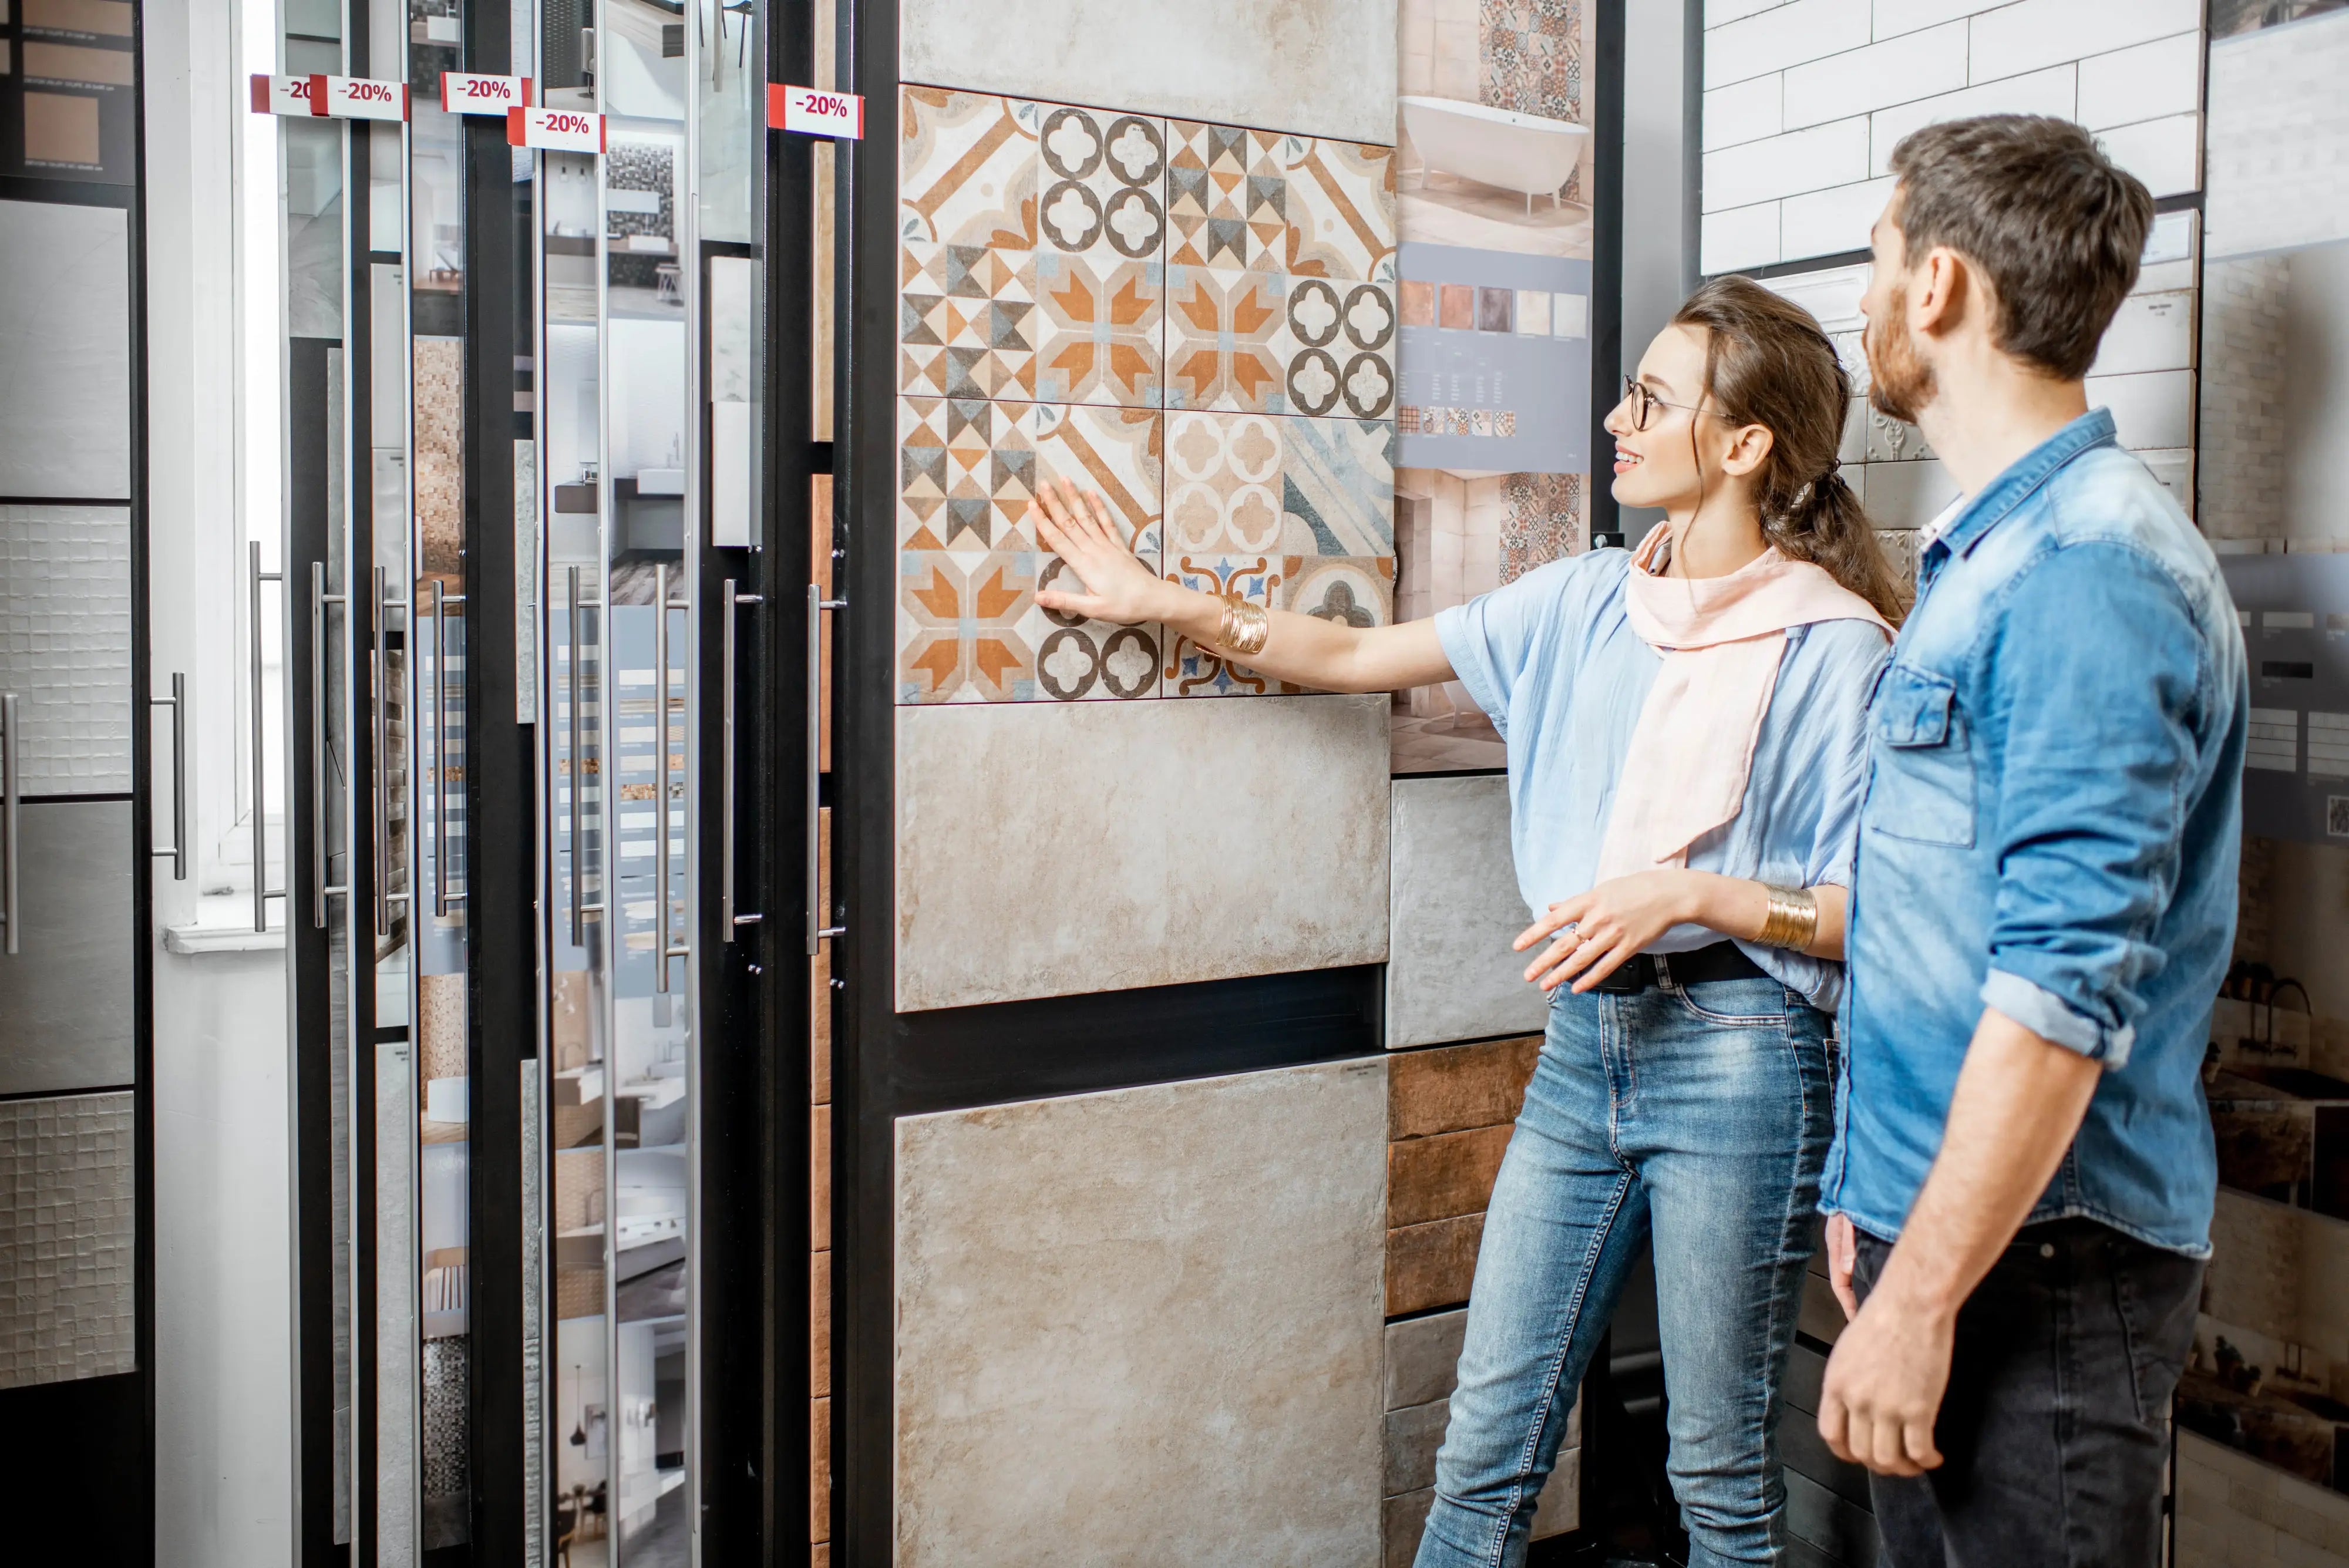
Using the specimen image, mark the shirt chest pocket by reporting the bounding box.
[1868,664,1976,849]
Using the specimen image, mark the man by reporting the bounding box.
[1816,115,2247,1565]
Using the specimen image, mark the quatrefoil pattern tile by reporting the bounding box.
[897,86,1396,704]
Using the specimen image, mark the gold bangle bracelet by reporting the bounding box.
[1757,884,1819,950]
[1219,595,1270,658]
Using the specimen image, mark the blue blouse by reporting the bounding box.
[1435,548,1891,1010]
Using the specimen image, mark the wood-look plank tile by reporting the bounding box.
[1388,1035,1540,1140]
[1386,1212,1484,1317]
[1387,1122,1512,1229]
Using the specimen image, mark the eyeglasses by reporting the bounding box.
[1620,374,1709,433]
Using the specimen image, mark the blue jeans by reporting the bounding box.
[1415,974,1835,1568]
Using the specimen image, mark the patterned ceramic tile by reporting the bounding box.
[1283,554,1394,627]
[898,88,1041,250]
[1163,551,1279,696]
[898,396,1036,551]
[900,241,1039,400]
[1032,251,1162,407]
[1164,270,1394,417]
[1167,121,1395,282]
[898,549,1040,703]
[1283,416,1395,557]
[1036,105,1168,261]
[1165,411,1285,555]
[1031,401,1165,558]
[1028,585,1163,701]
[1500,473,1583,583]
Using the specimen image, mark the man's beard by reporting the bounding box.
[1866,305,1936,426]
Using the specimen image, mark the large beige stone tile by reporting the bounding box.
[900,0,1399,147]
[895,694,1391,1011]
[1388,776,1552,1048]
[895,1058,1388,1564]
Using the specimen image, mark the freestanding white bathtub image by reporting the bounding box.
[1400,95,1591,214]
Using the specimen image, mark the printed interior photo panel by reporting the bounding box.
[1391,0,1597,773]
[894,86,1399,707]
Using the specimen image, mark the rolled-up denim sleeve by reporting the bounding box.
[1980,544,2208,1069]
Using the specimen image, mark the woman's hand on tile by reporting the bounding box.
[1029,477,1170,627]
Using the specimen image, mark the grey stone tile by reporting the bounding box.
[895,694,1390,1011]
[0,201,129,499]
[1385,1397,1448,1495]
[1385,1307,1466,1411]
[1386,775,1550,1048]
[901,0,1400,147]
[1381,1450,1576,1560]
[895,1058,1388,1564]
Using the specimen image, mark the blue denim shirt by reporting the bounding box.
[1823,410,2247,1257]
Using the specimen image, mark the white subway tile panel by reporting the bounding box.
[2204,13,2349,260]
[1779,175,1896,264]
[2076,32,2201,132]
[1867,64,2077,176]
[1704,73,1784,152]
[1871,0,1980,40]
[2097,112,2201,200]
[1707,0,1792,25]
[1701,201,1783,274]
[1760,261,1872,332]
[2089,290,2195,379]
[1705,0,1870,90]
[2087,368,2194,452]
[1784,22,1969,131]
[1967,0,2200,86]
[1704,117,1870,211]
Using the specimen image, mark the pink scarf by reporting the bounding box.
[1593,523,1891,884]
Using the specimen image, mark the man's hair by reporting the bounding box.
[1886,115,2154,381]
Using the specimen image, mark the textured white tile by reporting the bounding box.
[0,200,130,499]
[895,695,1391,1011]
[2097,112,2202,201]
[1705,0,1872,90]
[2087,367,2194,452]
[2077,32,2201,132]
[1783,22,1970,131]
[901,0,1400,146]
[1386,776,1552,1049]
[2204,14,2349,260]
[2090,290,2195,378]
[1702,201,1782,274]
[0,506,132,793]
[1867,63,2077,176]
[0,1092,134,1389]
[1704,117,1870,211]
[1779,175,1896,264]
[1704,73,1784,152]
[896,1059,1387,1566]
[1863,457,1961,530]
[1759,262,1872,332]
[1968,0,2200,84]
[1870,0,1980,41]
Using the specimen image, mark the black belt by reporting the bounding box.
[1586,940,1766,994]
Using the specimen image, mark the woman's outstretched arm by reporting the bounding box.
[1029,479,1457,695]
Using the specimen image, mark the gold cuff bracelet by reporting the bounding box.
[1219,595,1270,658]
[1757,884,1819,950]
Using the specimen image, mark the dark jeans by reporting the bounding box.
[1852,1217,2202,1568]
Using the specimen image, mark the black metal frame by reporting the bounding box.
[0,9,156,1562]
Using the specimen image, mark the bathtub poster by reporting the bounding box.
[1389,0,1595,773]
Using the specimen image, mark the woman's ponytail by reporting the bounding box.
[1672,278,1907,626]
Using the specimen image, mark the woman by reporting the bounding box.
[1031,276,1900,1566]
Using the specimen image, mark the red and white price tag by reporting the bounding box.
[248,73,410,121]
[506,105,606,154]
[442,72,533,115]
[768,83,863,139]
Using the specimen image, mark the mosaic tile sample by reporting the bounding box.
[0,1091,134,1390]
[895,695,1390,1010]
[895,1058,1386,1564]
[897,86,1396,705]
[900,0,1401,148]
[1387,775,1552,1048]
